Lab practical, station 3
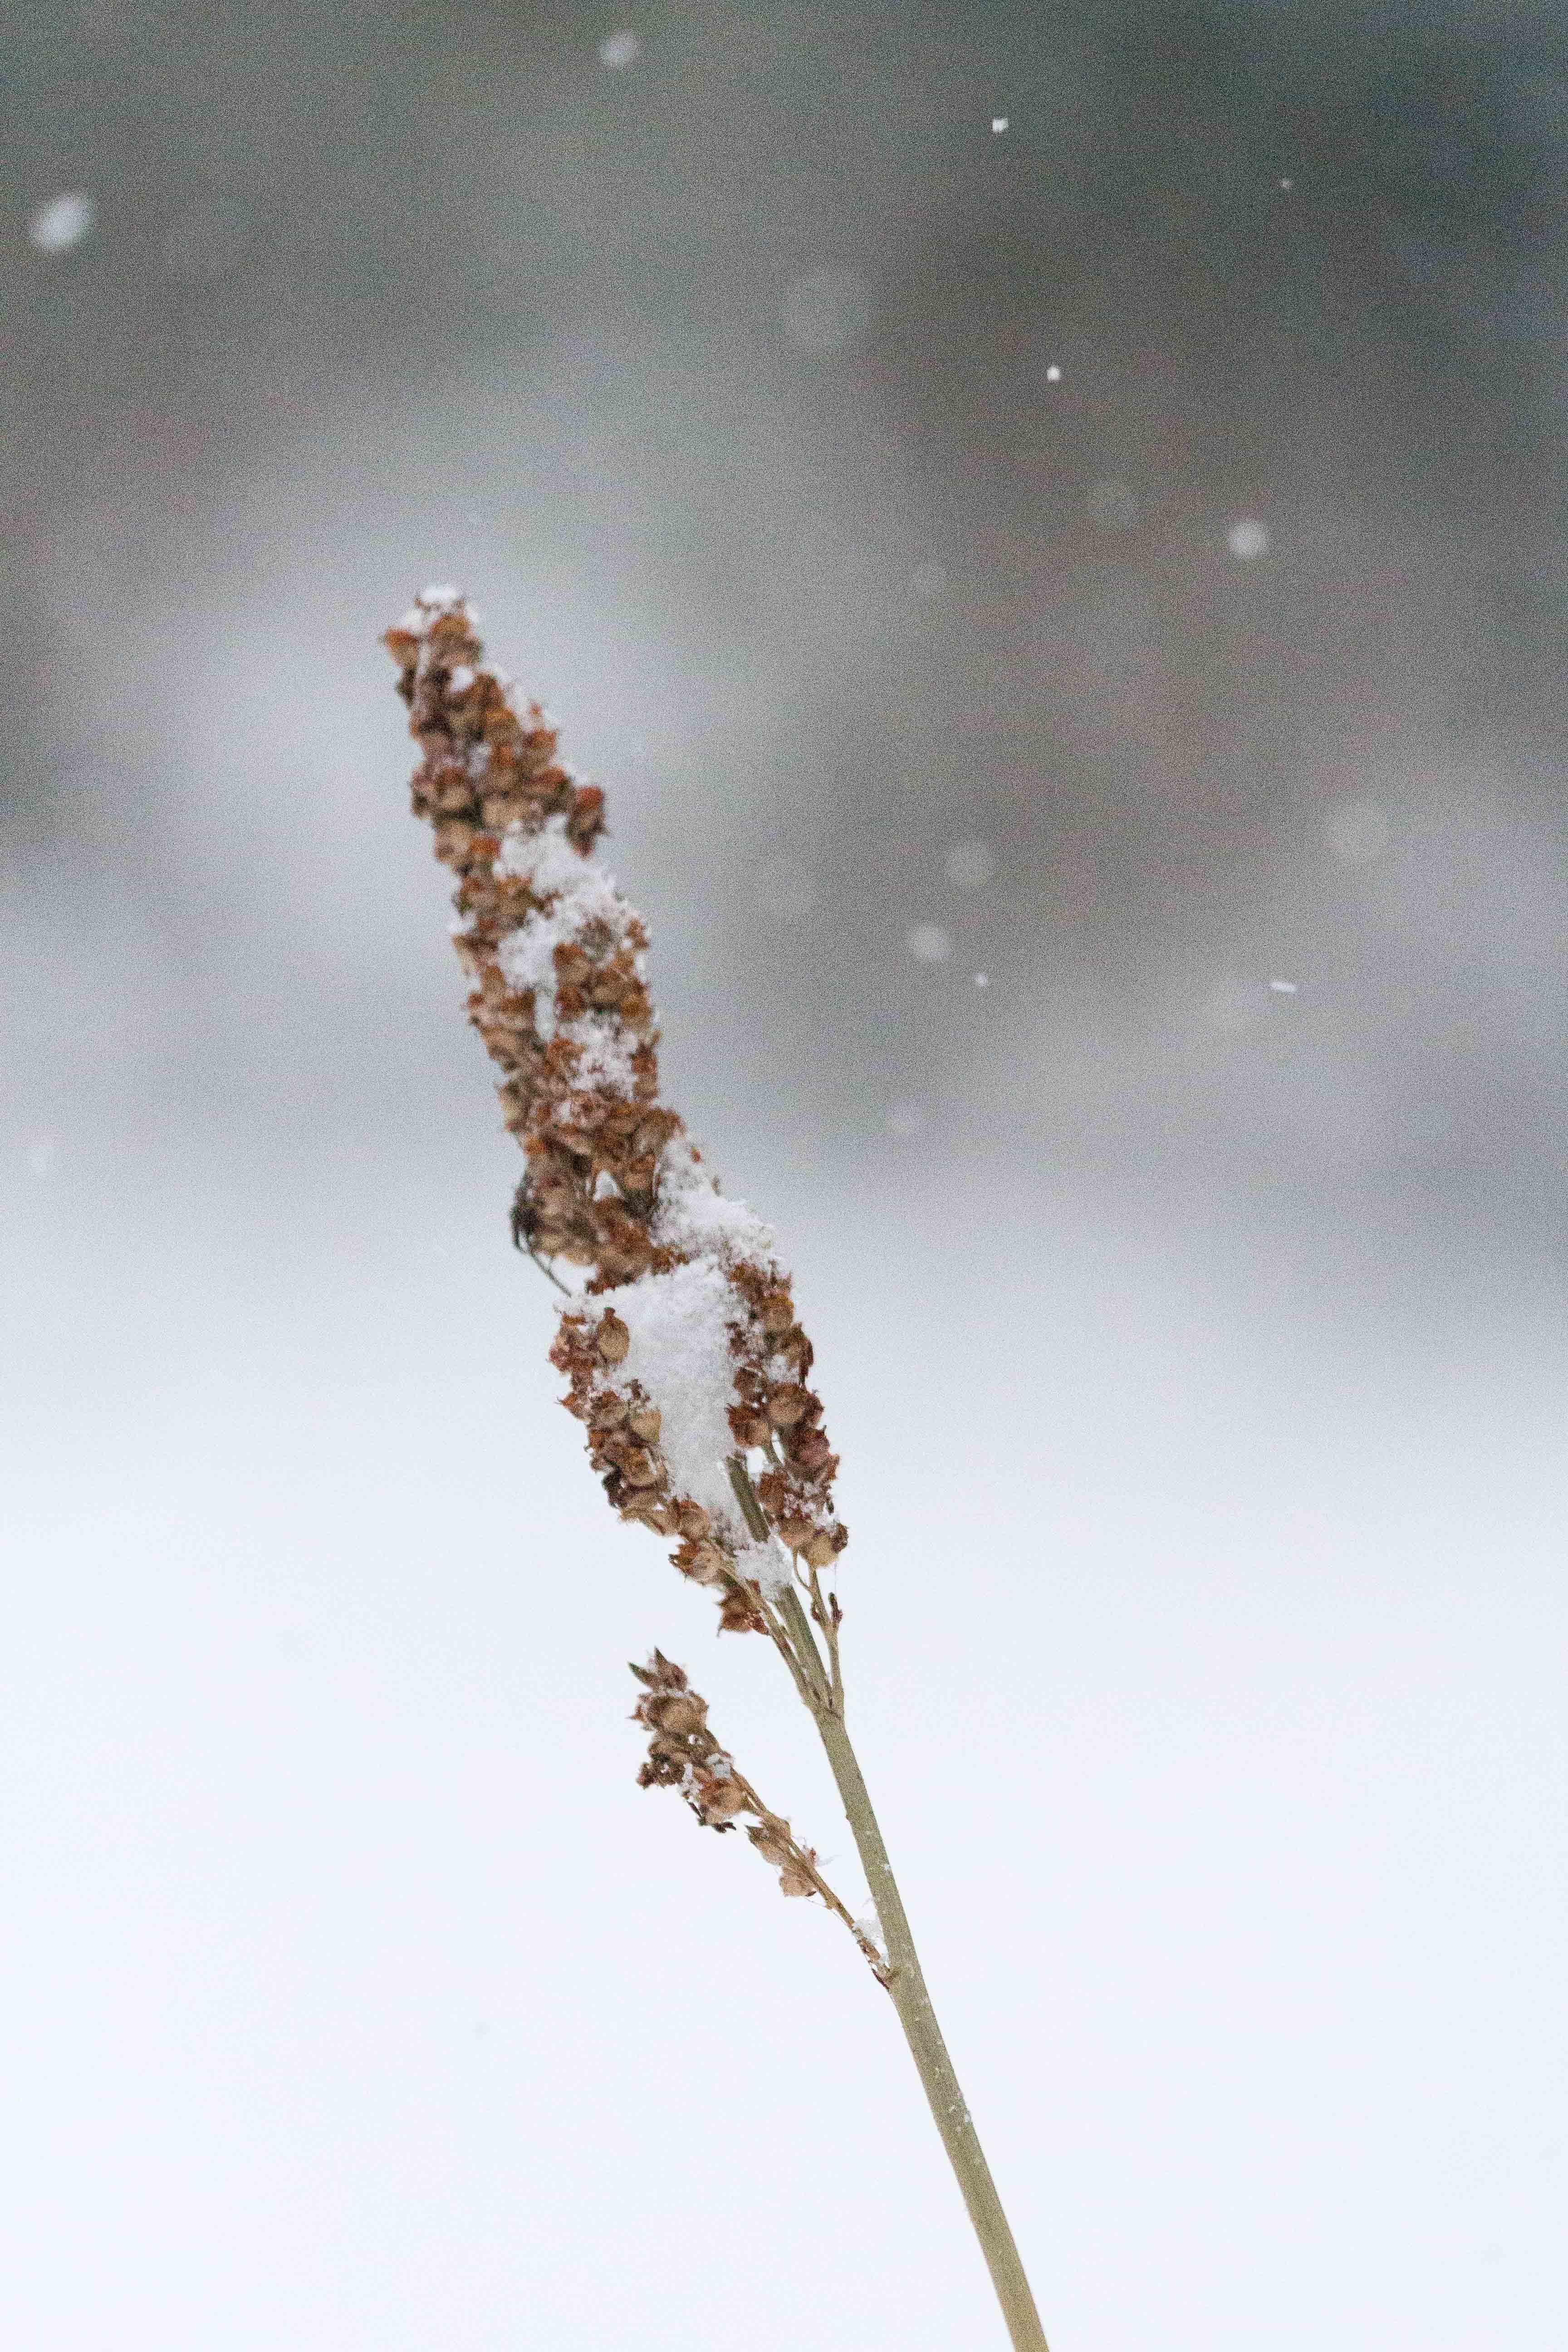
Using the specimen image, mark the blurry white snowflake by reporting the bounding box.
[598,29,640,67]
[782,266,873,354]
[1227,518,1270,560]
[1045,363,1062,382]
[906,923,953,964]
[991,117,1009,134]
[944,840,994,889]
[29,191,95,254]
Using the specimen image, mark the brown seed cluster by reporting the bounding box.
[631,1652,827,1896]
[383,588,847,1620]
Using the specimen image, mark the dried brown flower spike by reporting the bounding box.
[384,588,1048,2352]
[383,585,845,1641]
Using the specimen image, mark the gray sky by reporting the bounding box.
[2,5,1564,2348]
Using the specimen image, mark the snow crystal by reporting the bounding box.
[609,1259,772,1569]
[1269,978,1298,994]
[991,117,1009,134]
[1227,519,1270,560]
[854,1907,887,1957]
[29,191,95,254]
[398,586,476,636]
[906,922,952,964]
[566,1016,638,1097]
[598,29,640,67]
[497,813,596,897]
[1046,363,1062,383]
[494,818,631,1039]
[974,971,989,988]
[652,1135,775,1266]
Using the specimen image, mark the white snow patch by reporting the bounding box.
[494,818,632,1039]
[608,1261,769,1570]
[566,1017,638,1097]
[652,1136,775,1266]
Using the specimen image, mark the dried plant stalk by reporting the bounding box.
[382,586,1048,2351]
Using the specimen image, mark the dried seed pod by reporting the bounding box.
[696,1774,748,1820]
[596,1311,630,1363]
[765,1383,812,1430]
[681,1542,730,1586]
[627,1403,662,1443]
[648,1691,706,1736]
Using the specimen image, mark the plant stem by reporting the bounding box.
[727,1461,1048,2346]
[791,1653,1049,2347]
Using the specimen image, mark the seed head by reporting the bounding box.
[385,590,849,1616]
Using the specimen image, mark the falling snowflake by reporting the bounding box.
[29,191,95,254]
[992,117,1009,134]
[598,29,640,67]
[1227,518,1270,560]
[1045,363,1062,382]
[906,924,952,964]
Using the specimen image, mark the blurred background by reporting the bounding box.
[2,3,1564,2347]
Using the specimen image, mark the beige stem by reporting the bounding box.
[810,1699,1050,2352]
